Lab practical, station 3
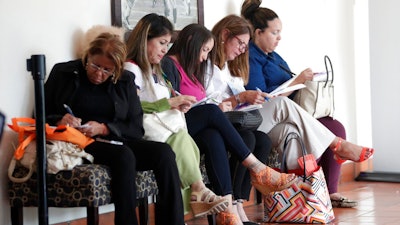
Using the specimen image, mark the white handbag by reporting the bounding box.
[46,140,94,174]
[294,55,335,119]
[8,140,94,183]
[143,109,187,142]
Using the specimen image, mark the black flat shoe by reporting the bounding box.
[331,197,358,208]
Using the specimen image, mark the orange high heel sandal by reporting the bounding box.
[332,138,374,165]
[216,211,241,225]
[250,167,296,195]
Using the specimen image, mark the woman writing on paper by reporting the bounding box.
[162,22,273,225]
[241,0,360,207]
[161,17,374,224]
[125,14,300,224]
[44,32,185,225]
[199,12,373,212]
[124,13,229,218]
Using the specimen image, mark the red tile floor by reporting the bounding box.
[186,181,400,225]
[54,160,400,225]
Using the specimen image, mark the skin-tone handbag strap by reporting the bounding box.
[8,158,35,183]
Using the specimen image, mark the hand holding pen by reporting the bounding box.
[62,104,83,127]
[298,68,313,82]
[62,104,107,137]
[168,93,196,112]
[256,87,272,102]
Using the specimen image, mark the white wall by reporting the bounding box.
[369,0,400,172]
[0,0,392,224]
[0,1,114,225]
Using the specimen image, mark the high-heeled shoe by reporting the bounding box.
[332,138,374,165]
[216,211,241,225]
[250,167,296,195]
[190,187,229,217]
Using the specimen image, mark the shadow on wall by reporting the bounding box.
[75,25,125,58]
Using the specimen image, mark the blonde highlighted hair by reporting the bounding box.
[211,14,253,84]
[81,32,127,83]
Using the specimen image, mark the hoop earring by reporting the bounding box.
[112,74,117,84]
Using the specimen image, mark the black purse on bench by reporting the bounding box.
[224,109,263,131]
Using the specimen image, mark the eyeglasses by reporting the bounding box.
[88,62,115,77]
[233,36,248,52]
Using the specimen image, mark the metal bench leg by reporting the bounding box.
[11,206,23,225]
[138,197,149,225]
[87,207,99,225]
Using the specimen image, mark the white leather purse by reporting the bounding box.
[293,55,335,119]
[142,109,187,142]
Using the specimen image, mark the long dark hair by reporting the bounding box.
[126,13,174,79]
[167,23,215,86]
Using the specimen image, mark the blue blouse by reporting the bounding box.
[246,41,293,95]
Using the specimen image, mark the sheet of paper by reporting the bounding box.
[312,71,331,81]
[270,82,306,96]
[269,75,298,96]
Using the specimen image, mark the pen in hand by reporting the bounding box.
[279,64,296,77]
[256,87,270,102]
[63,104,75,116]
[63,104,86,128]
[174,90,182,96]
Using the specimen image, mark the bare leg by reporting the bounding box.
[330,137,374,163]
[216,195,243,225]
[190,179,229,217]
[235,200,250,222]
[242,154,296,195]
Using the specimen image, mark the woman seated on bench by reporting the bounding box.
[126,14,298,225]
[161,15,374,225]
[44,32,185,225]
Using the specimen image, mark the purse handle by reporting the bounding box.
[323,55,334,88]
[281,132,307,181]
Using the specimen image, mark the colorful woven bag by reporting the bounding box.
[263,133,335,223]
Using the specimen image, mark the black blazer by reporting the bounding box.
[44,59,144,141]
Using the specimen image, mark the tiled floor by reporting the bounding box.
[185,181,400,225]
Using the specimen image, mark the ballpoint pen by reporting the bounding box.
[210,98,221,104]
[279,64,296,77]
[174,90,182,96]
[256,87,270,102]
[63,104,75,116]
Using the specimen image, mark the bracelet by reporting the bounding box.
[235,94,241,104]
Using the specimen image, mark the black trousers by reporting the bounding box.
[229,130,272,200]
[186,104,251,196]
[85,139,184,225]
